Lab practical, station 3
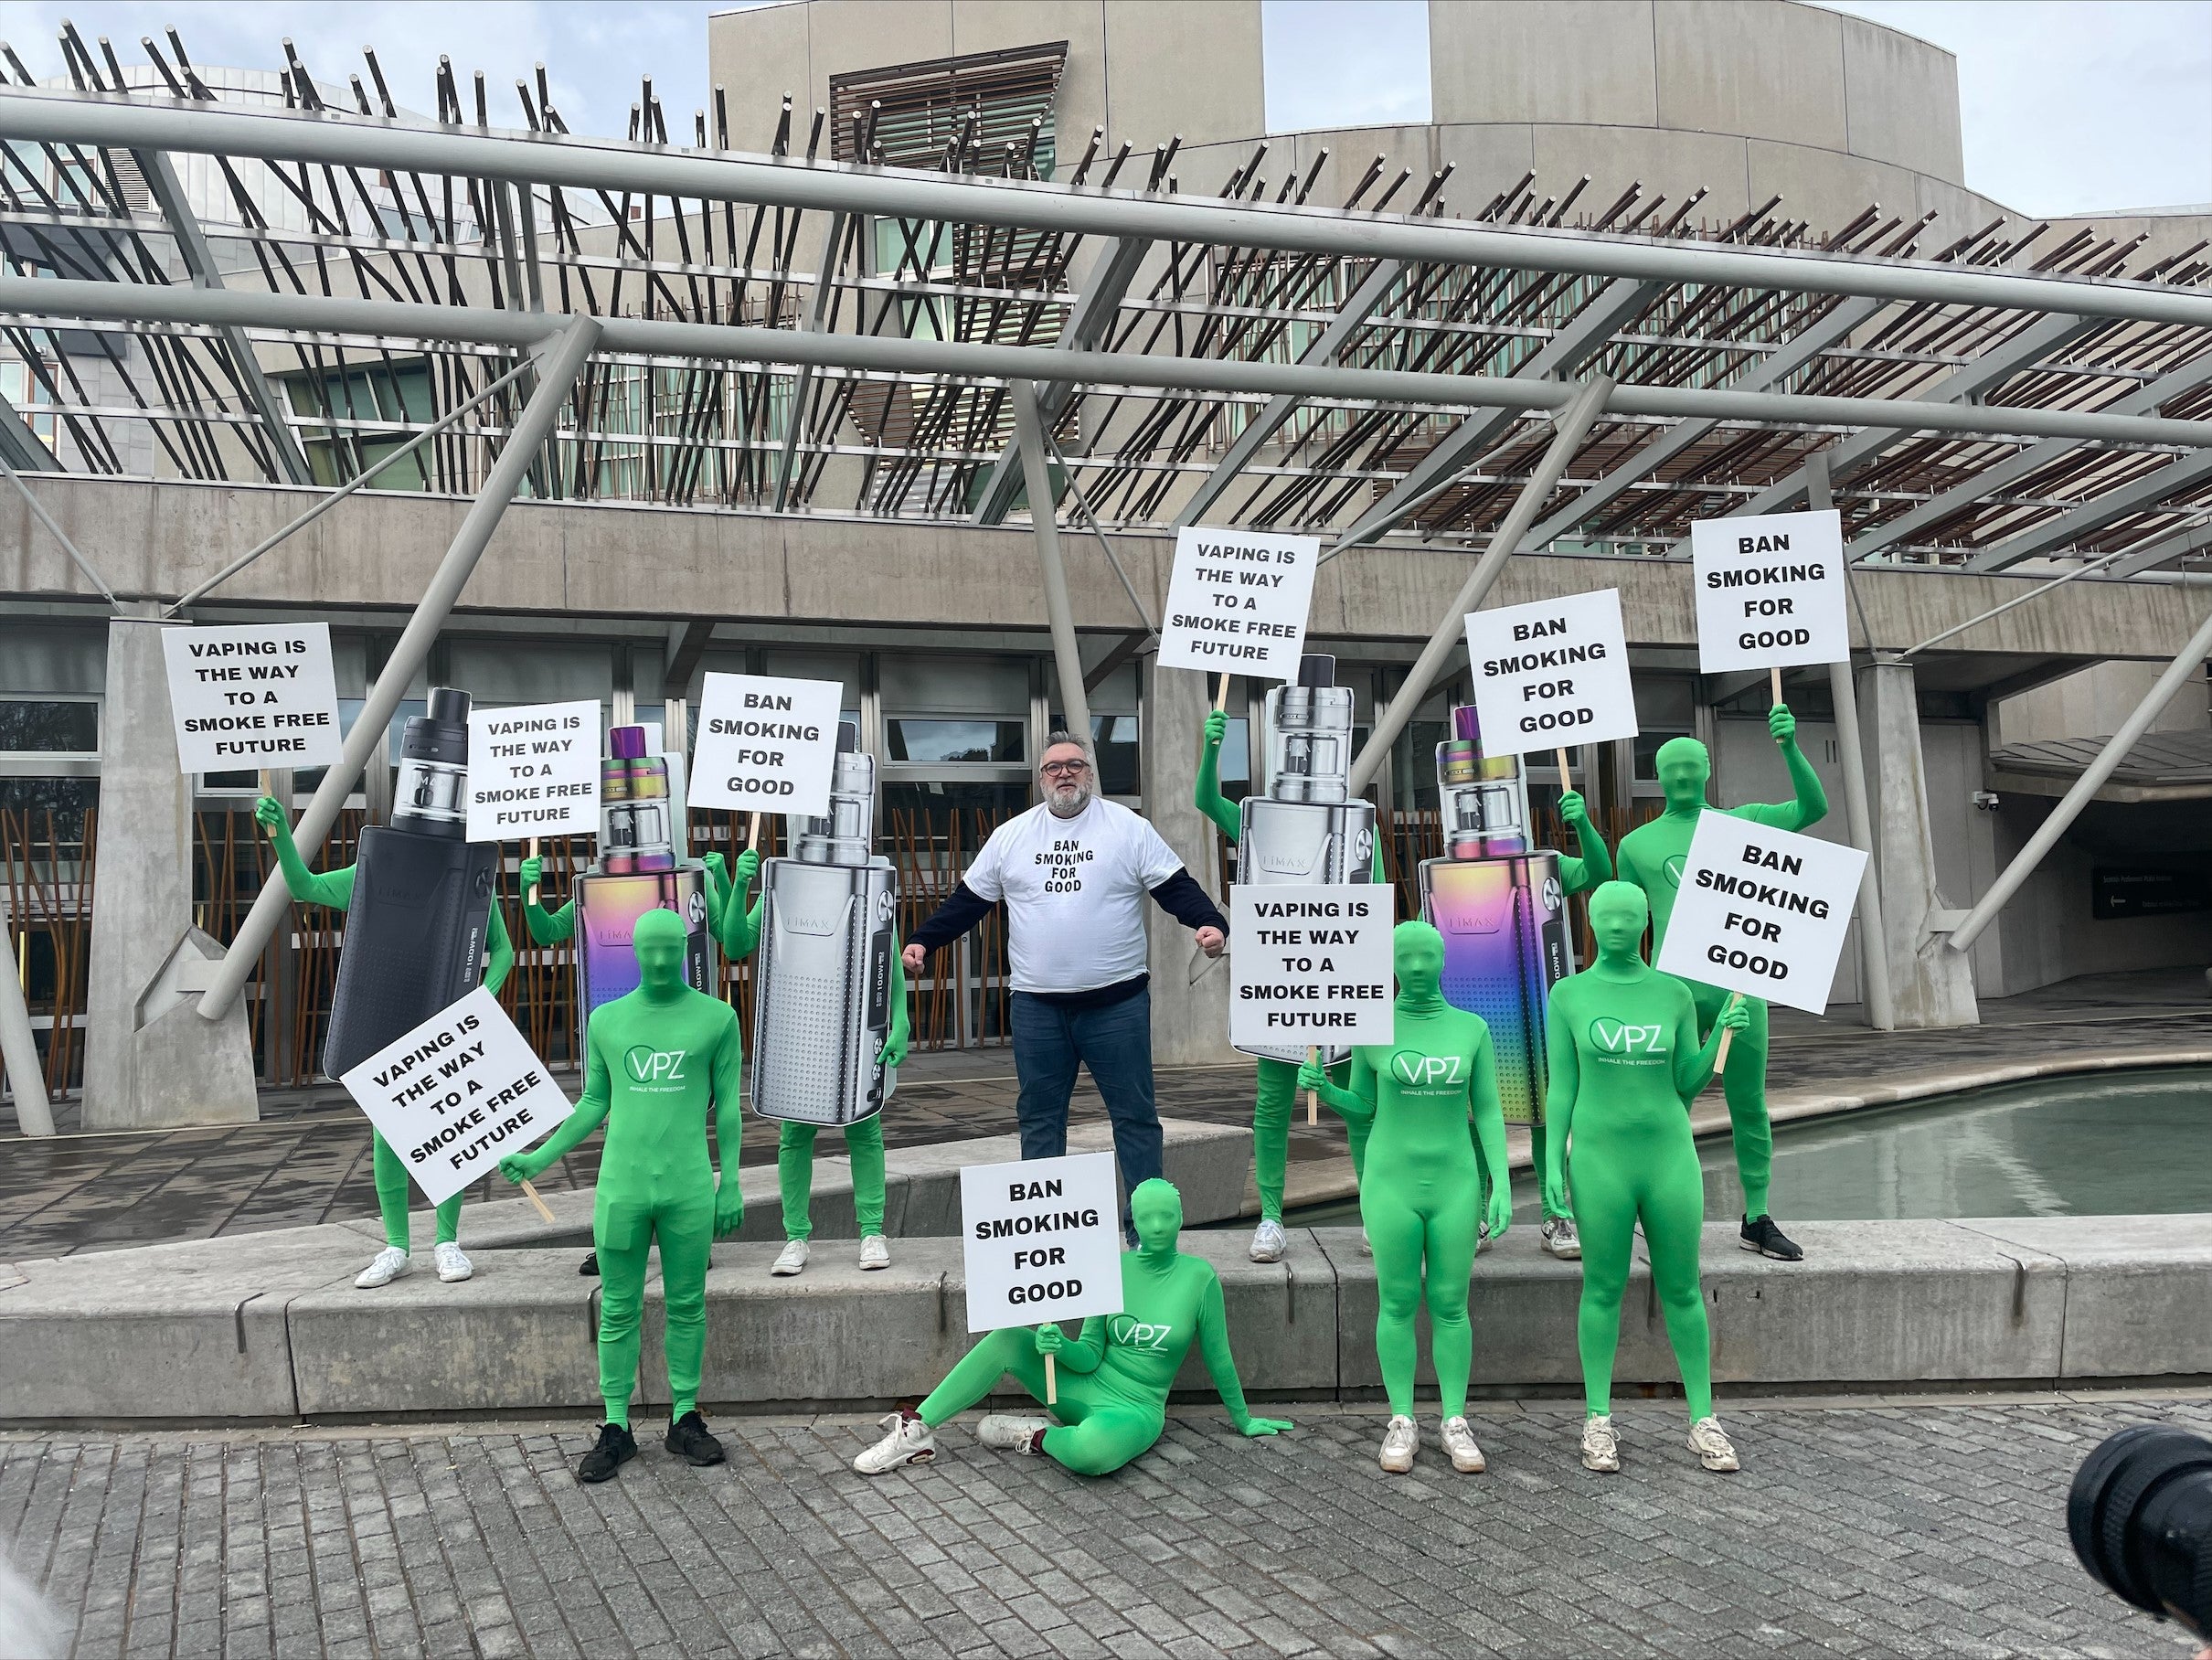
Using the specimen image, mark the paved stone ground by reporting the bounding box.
[3,1392,2207,1659]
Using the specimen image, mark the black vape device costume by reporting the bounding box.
[322,686,500,1078]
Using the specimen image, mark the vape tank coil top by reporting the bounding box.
[792,721,874,867]
[1264,654,1355,804]
[1437,703,1530,858]
[391,686,471,837]
[600,724,675,874]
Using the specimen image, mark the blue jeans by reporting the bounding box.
[1010,985,1162,1238]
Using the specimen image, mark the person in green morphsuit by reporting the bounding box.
[498,907,744,1484]
[255,794,514,1291]
[851,1177,1292,1477]
[1299,920,1515,1476]
[1543,880,1749,1475]
[1614,705,1825,1262]
[716,847,911,1275]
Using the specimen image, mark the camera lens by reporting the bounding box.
[2068,1424,2212,1637]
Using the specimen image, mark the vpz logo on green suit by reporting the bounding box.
[1589,1018,1664,1056]
[624,1047,688,1083]
[1390,1052,1463,1087]
[1109,1316,1173,1351]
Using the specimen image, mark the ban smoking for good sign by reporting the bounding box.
[337,985,574,1206]
[1229,882,1395,1049]
[960,1151,1123,1335]
[160,622,342,774]
[687,672,844,816]
[1691,508,1849,674]
[1157,526,1322,683]
[1462,589,1638,758]
[465,699,601,841]
[1654,814,1867,1015]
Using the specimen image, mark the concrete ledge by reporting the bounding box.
[1954,1215,2212,1380]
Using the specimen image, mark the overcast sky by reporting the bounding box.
[7,0,2207,217]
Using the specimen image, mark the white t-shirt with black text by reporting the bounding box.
[962,797,1186,993]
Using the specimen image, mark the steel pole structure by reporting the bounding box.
[1806,458,1896,1031]
[195,314,600,1021]
[1944,591,2212,955]
[1009,379,1093,745]
[6,93,2212,331]
[0,913,55,1136]
[1347,375,1611,795]
[8,276,2212,452]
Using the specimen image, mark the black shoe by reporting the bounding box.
[577,1421,636,1484]
[578,1250,598,1277]
[1739,1214,1803,1261]
[665,1410,726,1468]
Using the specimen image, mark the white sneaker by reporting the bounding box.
[1378,1414,1418,1474]
[853,1410,934,1474]
[1249,1219,1287,1262]
[354,1247,409,1289]
[858,1234,891,1271]
[1580,1414,1620,1473]
[1541,1216,1582,1260]
[976,1414,1051,1452]
[433,1241,473,1283]
[771,1238,809,1276]
[1440,1416,1486,1474]
[1688,1416,1739,1473]
[1475,1218,1491,1256]
[1357,1228,1373,1258]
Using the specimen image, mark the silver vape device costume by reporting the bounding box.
[1235,653,1376,1066]
[750,720,899,1125]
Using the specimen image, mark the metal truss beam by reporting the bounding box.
[2109,517,2212,578]
[133,146,313,486]
[772,210,847,513]
[1966,449,2212,570]
[1173,257,1404,529]
[973,235,1154,525]
[10,92,2212,330]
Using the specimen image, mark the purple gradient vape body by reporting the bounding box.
[574,725,714,1047]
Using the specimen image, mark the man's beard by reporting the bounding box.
[1045,777,1095,816]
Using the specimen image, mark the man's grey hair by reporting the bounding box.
[1040,729,1095,766]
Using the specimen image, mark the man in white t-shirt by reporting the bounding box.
[904,731,1228,1240]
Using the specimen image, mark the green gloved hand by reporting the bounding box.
[1203,709,1228,750]
[498,1150,548,1186]
[1483,1174,1513,1241]
[703,851,727,880]
[253,794,285,832]
[731,847,760,889]
[1239,1414,1293,1437]
[877,1027,909,1069]
[519,854,544,892]
[1769,704,1798,746]
[712,1175,744,1240]
[1559,789,1590,827]
[1033,1324,1064,1357]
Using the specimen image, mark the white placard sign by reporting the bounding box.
[159,622,342,774]
[1654,814,1868,1015]
[1229,882,1395,1049]
[960,1151,1124,1335]
[1157,526,1323,683]
[465,699,601,842]
[1462,589,1638,758]
[686,672,844,816]
[337,985,574,1206]
[1690,508,1849,674]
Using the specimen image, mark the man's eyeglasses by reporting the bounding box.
[1040,759,1091,778]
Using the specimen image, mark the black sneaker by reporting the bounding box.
[665,1410,726,1468]
[578,1250,599,1277]
[1739,1215,1803,1261]
[577,1421,636,1484]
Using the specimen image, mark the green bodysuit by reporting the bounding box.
[717,849,910,1242]
[1303,921,1514,1420]
[1613,707,1825,1225]
[917,1178,1290,1474]
[256,796,514,1251]
[501,908,743,1427]
[1543,881,1740,1423]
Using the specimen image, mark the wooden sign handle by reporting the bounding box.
[1305,1043,1320,1127]
[1044,1350,1058,1406]
[747,812,763,853]
[518,1177,555,1225]
[1714,1026,1736,1075]
[526,835,540,908]
[1214,674,1232,716]
[1770,667,1784,708]
[1556,747,1572,795]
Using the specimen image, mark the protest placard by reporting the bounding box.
[686,672,844,817]
[1229,882,1395,1051]
[1462,590,1638,771]
[962,1149,1122,1399]
[1654,814,1868,1015]
[1690,508,1849,680]
[465,698,601,842]
[337,985,574,1206]
[1157,526,1322,684]
[160,622,342,774]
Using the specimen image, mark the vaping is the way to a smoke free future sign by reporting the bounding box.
[1654,814,1868,1015]
[337,985,575,1206]
[959,1151,1123,1335]
[1689,508,1850,675]
[1228,882,1395,1049]
[687,672,845,817]
[1157,526,1322,683]
[464,698,601,841]
[160,622,342,774]
[1462,589,1639,759]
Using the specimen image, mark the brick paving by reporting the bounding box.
[3,1393,2206,1659]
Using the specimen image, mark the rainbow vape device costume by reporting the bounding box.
[1417,704,1575,1124]
[750,720,899,1125]
[1235,653,1376,1067]
[323,686,502,1077]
